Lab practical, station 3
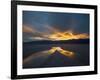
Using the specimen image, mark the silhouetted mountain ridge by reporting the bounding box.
[24,39,89,45]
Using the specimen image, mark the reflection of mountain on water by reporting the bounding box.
[24,39,89,45]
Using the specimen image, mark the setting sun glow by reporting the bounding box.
[49,31,89,41]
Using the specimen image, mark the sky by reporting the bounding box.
[23,11,89,42]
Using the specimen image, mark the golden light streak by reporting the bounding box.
[48,47,57,54]
[49,31,89,40]
[48,47,74,57]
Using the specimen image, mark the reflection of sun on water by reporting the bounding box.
[48,47,74,58]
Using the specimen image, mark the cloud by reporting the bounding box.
[44,25,60,33]
[48,31,89,40]
[23,24,52,41]
[29,37,47,40]
[23,25,35,33]
[23,24,89,41]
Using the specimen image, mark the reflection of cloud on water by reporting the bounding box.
[23,50,51,64]
[23,47,75,64]
[54,47,74,57]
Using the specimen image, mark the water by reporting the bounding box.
[23,43,89,69]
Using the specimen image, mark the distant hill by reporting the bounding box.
[23,39,89,45]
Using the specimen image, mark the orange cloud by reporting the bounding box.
[23,24,89,41]
[48,31,89,40]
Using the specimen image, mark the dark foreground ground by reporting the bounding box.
[23,39,89,69]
